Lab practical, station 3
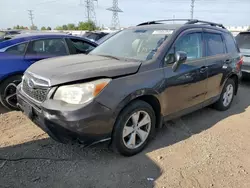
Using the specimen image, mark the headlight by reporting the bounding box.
[53,78,111,104]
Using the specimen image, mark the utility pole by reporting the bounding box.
[190,0,195,19]
[27,10,34,26]
[107,0,123,30]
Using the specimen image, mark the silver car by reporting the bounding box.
[235,31,250,75]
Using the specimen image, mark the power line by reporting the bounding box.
[107,0,123,29]
[27,10,34,26]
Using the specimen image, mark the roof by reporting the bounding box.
[0,33,97,49]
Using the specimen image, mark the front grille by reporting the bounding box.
[21,74,50,103]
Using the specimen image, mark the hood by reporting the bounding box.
[27,54,141,86]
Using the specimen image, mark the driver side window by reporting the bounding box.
[165,32,203,64]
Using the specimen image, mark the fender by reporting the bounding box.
[113,88,161,117]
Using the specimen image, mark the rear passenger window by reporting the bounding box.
[204,33,225,56]
[224,33,239,53]
[6,43,28,55]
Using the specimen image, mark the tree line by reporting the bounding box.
[12,21,99,31]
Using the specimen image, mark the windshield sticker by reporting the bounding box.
[152,30,173,35]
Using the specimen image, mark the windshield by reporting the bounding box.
[235,33,250,49]
[90,29,172,61]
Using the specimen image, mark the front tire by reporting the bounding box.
[0,75,22,110]
[111,100,156,156]
[213,78,235,111]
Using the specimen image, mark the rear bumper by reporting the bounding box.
[17,86,115,145]
[242,60,250,74]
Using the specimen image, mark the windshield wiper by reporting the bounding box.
[98,54,120,60]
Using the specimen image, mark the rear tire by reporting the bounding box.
[111,100,156,156]
[0,75,22,110]
[213,78,235,111]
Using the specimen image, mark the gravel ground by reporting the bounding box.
[1,81,250,188]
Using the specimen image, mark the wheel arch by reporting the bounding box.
[0,71,24,85]
[227,73,239,95]
[113,89,163,130]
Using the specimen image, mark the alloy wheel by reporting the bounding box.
[122,110,151,149]
[223,84,234,107]
[3,80,21,109]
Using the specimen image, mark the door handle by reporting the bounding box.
[200,66,208,73]
[224,59,232,64]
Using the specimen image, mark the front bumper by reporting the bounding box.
[17,86,114,145]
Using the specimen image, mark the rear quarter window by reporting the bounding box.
[224,33,239,53]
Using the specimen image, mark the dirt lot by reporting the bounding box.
[1,81,250,188]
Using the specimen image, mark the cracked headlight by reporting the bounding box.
[53,78,111,104]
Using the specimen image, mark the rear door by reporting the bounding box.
[203,30,230,100]
[24,38,69,64]
[162,28,208,116]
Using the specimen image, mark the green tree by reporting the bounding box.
[55,26,63,30]
[41,26,46,30]
[67,23,76,30]
[13,25,20,29]
[47,27,52,30]
[62,25,68,30]
[78,21,97,31]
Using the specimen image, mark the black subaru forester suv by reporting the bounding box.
[17,19,242,156]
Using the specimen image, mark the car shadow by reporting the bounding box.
[0,104,8,114]
[0,82,250,188]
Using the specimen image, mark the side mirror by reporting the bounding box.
[172,51,187,72]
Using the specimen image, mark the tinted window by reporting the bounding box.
[235,33,250,49]
[69,38,95,54]
[204,33,225,56]
[224,33,239,53]
[28,38,67,56]
[6,43,28,55]
[165,32,202,64]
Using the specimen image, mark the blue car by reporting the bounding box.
[0,33,97,110]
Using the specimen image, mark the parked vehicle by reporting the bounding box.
[0,30,22,42]
[235,31,250,76]
[82,31,108,42]
[96,31,120,44]
[17,19,242,156]
[0,33,97,110]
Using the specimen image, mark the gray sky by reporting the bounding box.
[0,0,249,29]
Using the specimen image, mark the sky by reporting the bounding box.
[0,0,249,29]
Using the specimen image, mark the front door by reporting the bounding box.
[161,29,208,116]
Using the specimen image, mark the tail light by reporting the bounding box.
[236,56,243,72]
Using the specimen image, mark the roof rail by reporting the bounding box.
[137,19,193,26]
[185,19,226,29]
[137,19,226,29]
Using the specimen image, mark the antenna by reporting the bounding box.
[107,0,123,29]
[190,0,195,19]
[27,10,34,26]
